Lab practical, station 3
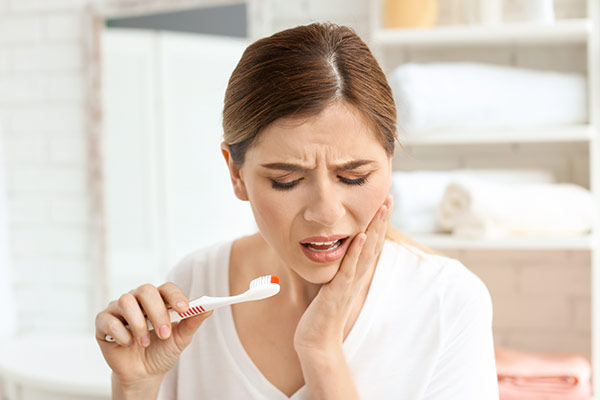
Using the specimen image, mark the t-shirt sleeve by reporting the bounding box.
[422,260,499,400]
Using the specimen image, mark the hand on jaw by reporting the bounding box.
[293,194,393,357]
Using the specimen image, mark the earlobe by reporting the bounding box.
[220,142,249,201]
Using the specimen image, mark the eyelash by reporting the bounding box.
[271,175,370,191]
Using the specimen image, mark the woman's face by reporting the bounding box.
[232,102,392,284]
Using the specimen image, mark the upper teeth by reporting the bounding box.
[309,240,338,246]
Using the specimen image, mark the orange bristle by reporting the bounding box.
[271,275,279,284]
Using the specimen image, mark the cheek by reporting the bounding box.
[354,179,391,231]
[248,188,294,239]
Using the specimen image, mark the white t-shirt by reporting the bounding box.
[158,238,499,399]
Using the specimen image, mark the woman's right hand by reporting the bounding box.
[95,282,212,392]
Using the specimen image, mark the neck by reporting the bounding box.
[277,263,322,308]
[254,234,322,309]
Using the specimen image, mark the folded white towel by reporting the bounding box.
[390,169,555,233]
[389,62,587,133]
[438,179,596,238]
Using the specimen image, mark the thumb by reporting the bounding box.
[172,311,213,351]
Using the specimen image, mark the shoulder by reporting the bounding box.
[382,239,492,323]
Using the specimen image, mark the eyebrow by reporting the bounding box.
[260,160,375,172]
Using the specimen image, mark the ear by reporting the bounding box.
[221,142,249,201]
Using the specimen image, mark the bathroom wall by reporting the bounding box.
[0,0,592,357]
[0,0,91,334]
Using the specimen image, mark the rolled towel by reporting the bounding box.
[496,346,592,400]
[438,179,596,238]
[389,62,587,133]
[390,169,555,233]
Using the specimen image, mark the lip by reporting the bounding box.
[299,235,351,263]
[299,234,349,244]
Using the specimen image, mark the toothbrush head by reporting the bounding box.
[247,274,280,299]
[249,274,279,288]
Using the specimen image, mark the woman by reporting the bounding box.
[96,23,499,399]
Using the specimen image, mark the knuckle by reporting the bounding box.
[106,320,122,336]
[128,316,148,334]
[118,292,136,309]
[350,249,362,262]
[159,281,177,292]
[339,267,355,282]
[159,282,180,299]
[95,311,106,326]
[137,283,156,296]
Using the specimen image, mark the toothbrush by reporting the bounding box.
[105,274,280,342]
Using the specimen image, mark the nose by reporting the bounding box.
[303,181,346,227]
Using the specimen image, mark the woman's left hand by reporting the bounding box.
[293,194,393,356]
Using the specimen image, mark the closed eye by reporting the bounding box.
[271,179,301,190]
[338,175,369,186]
[271,174,370,191]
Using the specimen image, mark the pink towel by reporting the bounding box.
[496,346,592,400]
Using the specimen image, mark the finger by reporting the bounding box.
[374,195,394,258]
[172,310,213,351]
[365,194,393,254]
[135,284,172,341]
[384,193,393,210]
[355,202,388,276]
[158,282,190,314]
[117,292,151,347]
[363,195,391,241]
[96,311,133,346]
[332,232,367,288]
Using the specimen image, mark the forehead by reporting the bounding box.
[247,102,385,163]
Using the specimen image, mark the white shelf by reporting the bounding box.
[409,233,595,250]
[400,125,594,146]
[371,0,600,393]
[373,18,591,47]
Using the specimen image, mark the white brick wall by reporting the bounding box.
[0,0,92,335]
[0,0,592,361]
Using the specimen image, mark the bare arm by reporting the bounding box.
[297,347,359,400]
[111,373,164,400]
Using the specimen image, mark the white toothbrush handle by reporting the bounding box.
[104,293,263,342]
[104,277,279,342]
[189,294,247,311]
[142,295,242,331]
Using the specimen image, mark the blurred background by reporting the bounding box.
[0,0,598,399]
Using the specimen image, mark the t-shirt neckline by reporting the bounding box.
[214,238,392,399]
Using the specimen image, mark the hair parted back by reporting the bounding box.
[222,22,398,166]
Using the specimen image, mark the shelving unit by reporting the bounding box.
[372,18,591,46]
[369,0,600,393]
[412,233,595,251]
[401,124,594,146]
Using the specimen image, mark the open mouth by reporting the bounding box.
[300,237,349,252]
[299,235,352,263]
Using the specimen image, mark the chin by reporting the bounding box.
[296,261,341,284]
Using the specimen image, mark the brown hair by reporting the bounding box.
[222,22,397,167]
[222,22,436,255]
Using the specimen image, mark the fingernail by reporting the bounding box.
[140,334,150,347]
[159,325,170,339]
[176,300,187,311]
